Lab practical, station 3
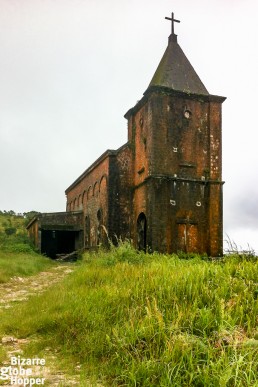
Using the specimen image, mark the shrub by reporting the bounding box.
[4,226,17,235]
[7,243,34,254]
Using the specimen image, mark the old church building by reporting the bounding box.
[27,14,226,257]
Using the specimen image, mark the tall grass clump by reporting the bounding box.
[0,243,257,386]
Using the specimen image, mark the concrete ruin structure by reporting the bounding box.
[27,14,226,258]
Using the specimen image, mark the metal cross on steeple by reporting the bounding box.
[165,12,180,35]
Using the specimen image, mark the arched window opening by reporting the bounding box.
[97,209,103,222]
[85,216,90,247]
[93,182,99,197]
[87,186,93,200]
[82,191,86,205]
[97,209,103,245]
[137,212,147,252]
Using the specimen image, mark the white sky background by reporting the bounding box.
[0,0,257,253]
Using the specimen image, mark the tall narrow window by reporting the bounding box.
[97,209,103,245]
[85,216,90,247]
[137,213,147,252]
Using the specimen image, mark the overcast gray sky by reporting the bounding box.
[0,0,257,253]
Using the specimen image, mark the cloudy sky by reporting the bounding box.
[0,0,257,253]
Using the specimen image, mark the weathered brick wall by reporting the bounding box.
[65,146,134,248]
[208,101,223,256]
[108,145,132,242]
[133,184,147,243]
[131,178,209,254]
[148,92,210,179]
[66,155,110,247]
[127,89,224,255]
[63,85,223,255]
[208,183,223,256]
[209,101,222,180]
[39,212,83,228]
[127,100,153,248]
[130,103,151,186]
[148,179,209,253]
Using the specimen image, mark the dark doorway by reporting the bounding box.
[41,230,78,259]
[137,213,147,252]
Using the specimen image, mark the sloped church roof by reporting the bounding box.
[148,34,209,96]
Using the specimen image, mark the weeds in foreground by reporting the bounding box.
[0,244,257,386]
[224,234,256,260]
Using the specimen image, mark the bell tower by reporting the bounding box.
[125,13,226,256]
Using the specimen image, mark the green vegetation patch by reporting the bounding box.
[0,211,35,254]
[0,251,55,283]
[0,211,54,283]
[0,243,257,386]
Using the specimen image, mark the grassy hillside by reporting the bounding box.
[0,211,54,283]
[0,211,32,252]
[0,242,257,386]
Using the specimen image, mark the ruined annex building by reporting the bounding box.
[27,14,226,258]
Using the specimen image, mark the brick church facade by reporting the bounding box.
[27,15,226,257]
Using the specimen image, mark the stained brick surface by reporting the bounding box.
[27,32,226,256]
[63,90,225,255]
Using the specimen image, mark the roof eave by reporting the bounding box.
[124,86,226,119]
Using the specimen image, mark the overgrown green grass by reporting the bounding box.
[0,243,257,386]
[0,251,55,283]
[0,212,25,232]
[0,212,36,253]
[0,212,55,283]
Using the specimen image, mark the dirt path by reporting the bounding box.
[0,265,74,310]
[0,264,92,386]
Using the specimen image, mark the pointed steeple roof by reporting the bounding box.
[148,33,209,96]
